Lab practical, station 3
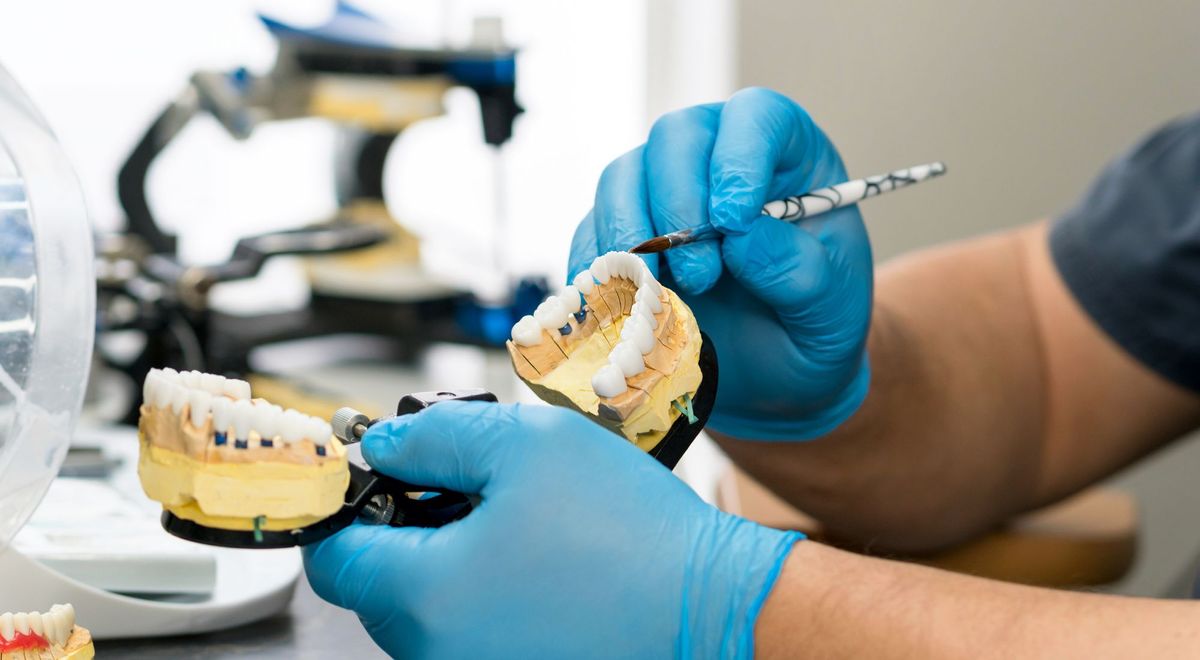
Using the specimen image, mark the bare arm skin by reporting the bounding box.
[757,542,1200,658]
[715,221,1200,552]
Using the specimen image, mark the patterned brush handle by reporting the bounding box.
[762,161,946,221]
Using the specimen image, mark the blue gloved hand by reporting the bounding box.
[304,401,801,659]
[569,88,873,440]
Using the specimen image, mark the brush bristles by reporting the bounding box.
[630,235,672,254]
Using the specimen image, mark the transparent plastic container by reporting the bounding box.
[0,63,93,547]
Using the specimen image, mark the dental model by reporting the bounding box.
[138,368,349,535]
[0,604,93,660]
[507,251,703,450]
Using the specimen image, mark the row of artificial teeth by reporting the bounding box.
[142,368,332,448]
[508,252,667,399]
[143,367,250,408]
[0,604,74,646]
[588,252,665,398]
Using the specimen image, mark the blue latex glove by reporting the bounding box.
[569,88,873,440]
[304,401,801,659]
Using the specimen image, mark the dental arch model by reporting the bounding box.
[138,368,349,536]
[507,251,703,450]
[0,604,93,660]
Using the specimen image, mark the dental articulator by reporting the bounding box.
[135,252,716,548]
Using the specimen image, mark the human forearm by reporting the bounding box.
[716,222,1200,551]
[716,228,1048,550]
[757,541,1200,658]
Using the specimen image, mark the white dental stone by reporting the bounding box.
[573,270,595,295]
[211,397,233,434]
[167,384,189,414]
[589,254,612,283]
[591,363,628,398]
[533,297,570,330]
[0,612,12,640]
[223,378,252,400]
[620,315,656,354]
[631,300,658,329]
[609,341,646,377]
[558,285,582,313]
[13,612,28,635]
[200,373,225,394]
[180,370,201,389]
[232,399,254,440]
[28,611,42,637]
[281,409,307,444]
[635,286,663,314]
[188,389,213,428]
[253,402,282,443]
[511,315,544,346]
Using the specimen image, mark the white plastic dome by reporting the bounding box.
[0,63,93,547]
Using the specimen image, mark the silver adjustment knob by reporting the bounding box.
[331,406,370,443]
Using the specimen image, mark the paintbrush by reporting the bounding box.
[629,161,946,254]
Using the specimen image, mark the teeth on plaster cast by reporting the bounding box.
[609,341,646,377]
[591,363,629,398]
[631,300,658,329]
[533,297,570,330]
[557,285,582,313]
[223,378,252,400]
[200,372,225,394]
[252,402,281,443]
[188,389,213,428]
[572,270,595,295]
[281,409,306,444]
[167,383,189,414]
[211,397,233,435]
[308,417,332,446]
[178,370,200,389]
[160,367,180,384]
[232,399,254,440]
[635,286,663,314]
[0,606,76,646]
[589,254,612,283]
[642,275,663,299]
[143,369,161,405]
[620,315,656,354]
[511,315,544,347]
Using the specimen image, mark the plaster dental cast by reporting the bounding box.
[304,88,1200,657]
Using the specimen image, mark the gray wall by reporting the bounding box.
[737,1,1200,260]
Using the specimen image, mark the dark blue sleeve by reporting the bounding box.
[1049,111,1200,392]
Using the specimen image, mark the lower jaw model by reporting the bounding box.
[507,251,703,451]
[138,369,349,534]
[0,604,92,660]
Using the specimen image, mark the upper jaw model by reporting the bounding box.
[0,604,93,660]
[507,251,703,451]
[138,369,349,534]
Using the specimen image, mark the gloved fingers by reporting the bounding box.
[361,400,526,496]
[592,146,660,280]
[720,215,833,320]
[643,103,725,294]
[303,523,437,620]
[709,88,825,234]
[567,209,600,284]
